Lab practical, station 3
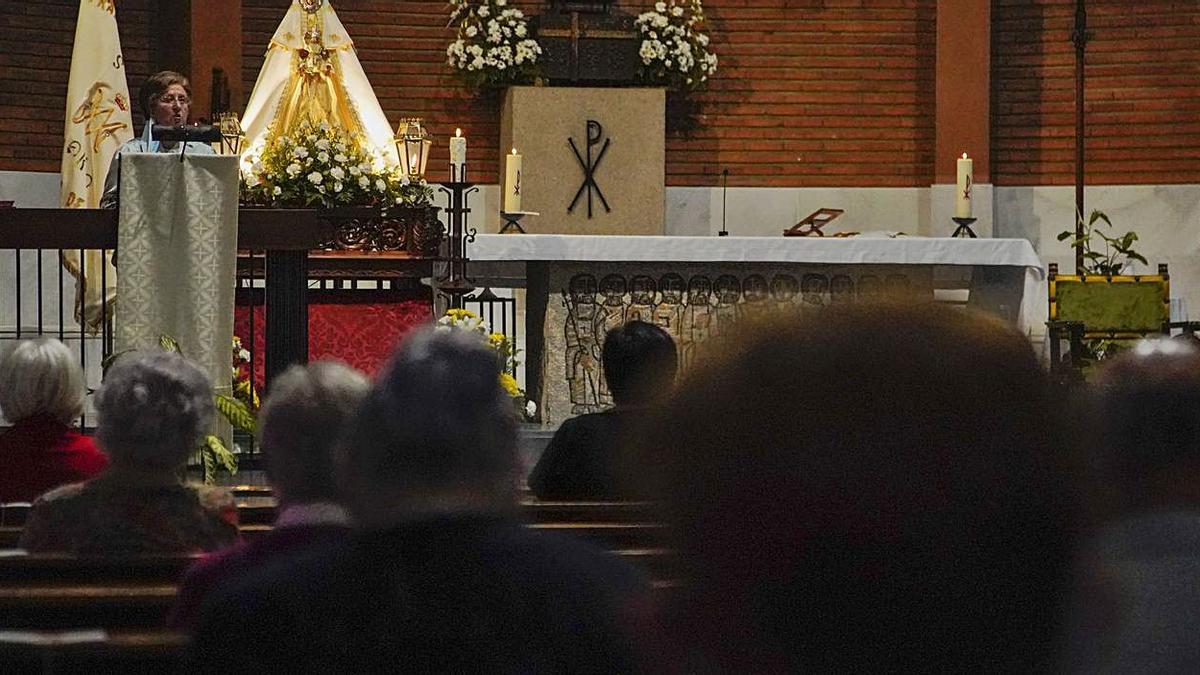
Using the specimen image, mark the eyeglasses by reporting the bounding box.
[156,95,191,105]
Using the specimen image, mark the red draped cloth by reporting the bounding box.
[234,299,431,387]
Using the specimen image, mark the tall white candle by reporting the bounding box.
[449,128,467,179]
[955,152,974,219]
[504,148,522,213]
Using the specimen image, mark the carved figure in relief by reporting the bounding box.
[564,274,603,413]
[830,275,855,305]
[682,276,715,368]
[654,273,687,362]
[596,274,628,406]
[801,274,829,317]
[858,274,881,301]
[770,274,800,317]
[626,275,657,324]
[738,274,771,323]
[713,275,742,336]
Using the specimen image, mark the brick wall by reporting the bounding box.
[243,0,937,187]
[992,0,1200,186]
[0,0,156,173]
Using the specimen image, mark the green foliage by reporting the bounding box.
[215,394,256,435]
[201,434,239,486]
[1057,209,1149,276]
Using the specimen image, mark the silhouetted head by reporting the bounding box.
[642,302,1073,672]
[339,328,518,526]
[260,361,369,506]
[603,321,678,407]
[1095,339,1200,512]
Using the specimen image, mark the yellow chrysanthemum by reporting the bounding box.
[499,372,521,397]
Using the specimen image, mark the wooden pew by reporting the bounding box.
[0,629,186,674]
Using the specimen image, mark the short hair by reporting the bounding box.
[602,321,678,406]
[0,338,86,424]
[642,303,1072,671]
[139,70,190,120]
[1096,339,1200,505]
[94,351,213,470]
[259,361,369,504]
[339,328,518,519]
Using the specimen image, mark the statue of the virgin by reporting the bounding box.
[240,0,399,166]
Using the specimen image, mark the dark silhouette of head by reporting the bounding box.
[1095,339,1200,513]
[339,328,518,526]
[602,321,678,407]
[642,302,1073,672]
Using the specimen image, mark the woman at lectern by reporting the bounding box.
[19,351,239,555]
[99,70,215,209]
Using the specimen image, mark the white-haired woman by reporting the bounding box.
[0,338,108,503]
[19,351,239,555]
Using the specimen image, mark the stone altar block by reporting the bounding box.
[499,86,665,235]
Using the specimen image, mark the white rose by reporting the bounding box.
[477,5,488,16]
[335,142,347,153]
[273,186,282,196]
[672,5,684,16]
[465,25,477,37]
[286,162,302,177]
[375,179,387,191]
[655,1,666,11]
[349,165,361,176]
[245,173,260,187]
[294,147,309,158]
[358,175,370,188]
[315,139,331,150]
[318,151,330,163]
[334,153,348,163]
[334,181,343,193]
[515,24,526,37]
[307,171,323,184]
[330,167,345,180]
[525,400,537,417]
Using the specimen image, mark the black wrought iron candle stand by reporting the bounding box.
[437,174,479,309]
[951,216,978,238]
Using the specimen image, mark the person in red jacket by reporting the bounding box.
[0,337,108,503]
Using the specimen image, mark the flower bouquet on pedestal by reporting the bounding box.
[635,0,718,133]
[239,118,437,252]
[446,0,543,91]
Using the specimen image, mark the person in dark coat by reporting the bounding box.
[186,328,651,674]
[529,320,678,500]
[169,360,369,631]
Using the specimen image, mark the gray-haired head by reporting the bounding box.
[94,351,213,470]
[0,338,87,425]
[260,360,369,505]
[339,327,518,525]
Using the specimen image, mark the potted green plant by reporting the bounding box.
[1050,209,1167,375]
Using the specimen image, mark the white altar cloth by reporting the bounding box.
[471,234,1044,274]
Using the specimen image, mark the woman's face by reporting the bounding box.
[151,83,190,127]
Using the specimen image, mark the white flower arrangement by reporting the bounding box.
[636,0,718,91]
[241,118,431,208]
[446,0,542,90]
